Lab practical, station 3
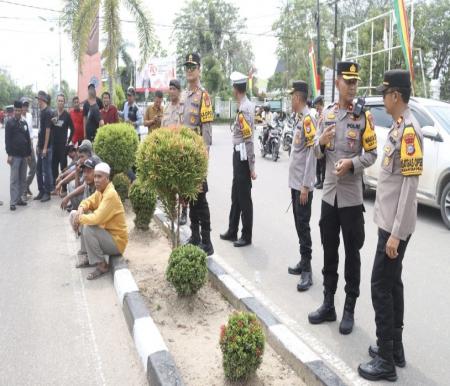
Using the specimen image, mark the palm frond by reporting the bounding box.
[124,0,156,70]
[102,0,122,78]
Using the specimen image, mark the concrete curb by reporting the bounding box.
[110,256,185,386]
[154,208,348,386]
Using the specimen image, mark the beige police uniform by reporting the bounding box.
[161,101,181,127]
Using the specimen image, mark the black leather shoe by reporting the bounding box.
[17,200,27,206]
[339,296,356,335]
[40,193,51,202]
[10,205,16,211]
[199,242,214,256]
[369,329,406,368]
[220,231,237,241]
[308,292,337,324]
[233,238,251,247]
[186,237,201,246]
[288,262,302,275]
[33,192,44,200]
[359,341,397,382]
[297,271,313,291]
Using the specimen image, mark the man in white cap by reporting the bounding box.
[72,162,128,280]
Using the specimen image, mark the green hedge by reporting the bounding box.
[129,178,157,230]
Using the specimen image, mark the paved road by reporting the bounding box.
[0,130,146,385]
[208,124,450,385]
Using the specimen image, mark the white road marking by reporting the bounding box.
[64,223,106,386]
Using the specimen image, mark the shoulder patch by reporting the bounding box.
[303,114,316,147]
[200,91,213,123]
[238,112,252,139]
[362,110,377,151]
[400,125,423,176]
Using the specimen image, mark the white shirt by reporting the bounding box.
[23,112,34,139]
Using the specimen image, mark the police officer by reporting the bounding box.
[313,95,326,189]
[358,70,421,382]
[220,73,256,247]
[308,62,377,335]
[287,81,317,291]
[180,53,214,255]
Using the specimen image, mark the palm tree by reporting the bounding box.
[62,0,156,98]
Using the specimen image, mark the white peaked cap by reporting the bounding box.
[230,71,248,85]
[95,162,111,175]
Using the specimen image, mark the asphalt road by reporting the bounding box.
[208,124,450,386]
[0,129,146,385]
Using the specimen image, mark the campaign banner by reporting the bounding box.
[77,15,102,101]
[135,57,177,92]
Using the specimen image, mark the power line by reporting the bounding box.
[0,0,62,12]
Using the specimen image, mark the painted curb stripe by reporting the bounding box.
[147,350,185,386]
[114,268,139,304]
[133,317,168,371]
[218,274,252,300]
[241,296,280,327]
[123,291,150,334]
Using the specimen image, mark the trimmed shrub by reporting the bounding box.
[93,122,139,175]
[129,178,157,230]
[165,244,208,296]
[220,311,265,381]
[136,127,208,247]
[112,173,130,202]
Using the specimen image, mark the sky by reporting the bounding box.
[0,0,280,92]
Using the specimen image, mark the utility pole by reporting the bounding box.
[316,0,321,94]
[58,16,62,91]
[331,0,338,101]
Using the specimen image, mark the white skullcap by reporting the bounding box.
[94,162,110,175]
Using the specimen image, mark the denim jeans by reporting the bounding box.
[36,147,54,194]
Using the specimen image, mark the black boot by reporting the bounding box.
[358,340,397,382]
[220,230,237,241]
[369,328,406,367]
[179,207,188,226]
[297,270,313,291]
[339,296,356,335]
[199,229,214,256]
[288,261,302,275]
[308,292,337,324]
[187,223,201,246]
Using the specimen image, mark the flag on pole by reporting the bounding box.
[393,0,415,82]
[308,44,320,98]
[248,68,254,97]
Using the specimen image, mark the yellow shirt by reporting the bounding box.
[144,103,163,131]
[79,182,128,254]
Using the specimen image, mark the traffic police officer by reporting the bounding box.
[308,62,377,335]
[180,53,214,255]
[287,81,317,291]
[220,72,256,247]
[358,70,422,382]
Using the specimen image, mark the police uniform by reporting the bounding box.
[359,70,422,382]
[161,79,182,127]
[308,62,378,335]
[220,74,255,247]
[180,53,214,255]
[287,81,317,291]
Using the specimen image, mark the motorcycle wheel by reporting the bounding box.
[272,148,279,162]
[260,146,266,157]
[288,146,291,157]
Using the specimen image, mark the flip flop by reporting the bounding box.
[86,267,109,280]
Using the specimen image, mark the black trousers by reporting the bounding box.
[316,157,326,183]
[189,180,211,238]
[371,228,410,341]
[320,199,365,298]
[227,150,253,241]
[291,189,313,268]
[52,143,67,181]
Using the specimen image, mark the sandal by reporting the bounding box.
[86,267,109,280]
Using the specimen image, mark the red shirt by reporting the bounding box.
[100,105,119,125]
[70,108,84,144]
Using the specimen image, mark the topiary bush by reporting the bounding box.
[94,123,139,175]
[129,178,157,230]
[220,311,265,381]
[112,172,130,202]
[136,127,208,247]
[165,244,208,296]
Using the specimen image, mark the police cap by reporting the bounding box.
[337,61,361,80]
[288,80,308,95]
[376,69,411,93]
[184,52,201,66]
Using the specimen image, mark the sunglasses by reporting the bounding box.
[185,64,198,71]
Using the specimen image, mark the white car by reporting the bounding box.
[364,97,450,229]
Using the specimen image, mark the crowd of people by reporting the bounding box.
[4,52,422,381]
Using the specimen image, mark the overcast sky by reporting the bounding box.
[0,0,280,93]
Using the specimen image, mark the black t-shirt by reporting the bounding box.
[38,107,54,148]
[83,97,103,117]
[52,110,74,145]
[85,103,101,140]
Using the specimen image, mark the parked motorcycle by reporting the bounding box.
[282,115,294,156]
[259,117,283,162]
